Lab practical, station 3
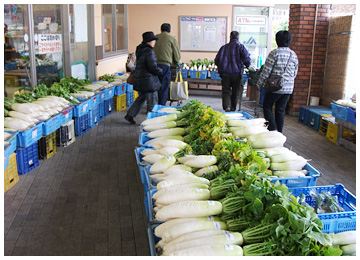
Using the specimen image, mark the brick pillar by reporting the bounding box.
[287,4,331,115]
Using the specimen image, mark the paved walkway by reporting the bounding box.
[4,93,356,255]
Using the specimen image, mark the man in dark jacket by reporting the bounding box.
[124,31,163,124]
[215,31,251,112]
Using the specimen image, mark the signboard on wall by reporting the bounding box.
[38,34,62,54]
[235,16,266,26]
[179,16,227,52]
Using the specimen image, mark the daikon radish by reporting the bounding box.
[4,117,33,131]
[155,200,222,222]
[272,170,307,178]
[157,175,210,190]
[147,128,186,138]
[157,147,180,156]
[161,168,190,176]
[331,231,356,246]
[149,155,176,174]
[160,219,226,242]
[144,135,184,146]
[270,156,307,171]
[142,113,178,126]
[142,154,164,164]
[160,229,229,249]
[163,164,192,173]
[227,118,266,127]
[269,150,300,162]
[157,139,188,149]
[8,111,39,124]
[166,244,243,256]
[11,103,36,114]
[140,148,158,156]
[255,147,291,157]
[150,171,196,184]
[154,188,210,205]
[231,125,268,138]
[143,121,177,132]
[154,216,221,238]
[194,165,218,177]
[177,155,198,164]
[247,132,287,149]
[152,183,209,200]
[163,232,244,255]
[4,132,13,140]
[183,155,217,168]
[340,244,356,255]
[157,107,180,113]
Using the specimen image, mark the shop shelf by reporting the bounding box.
[307,109,332,131]
[271,163,322,188]
[74,112,90,137]
[115,84,127,96]
[60,106,74,125]
[289,184,356,233]
[89,105,100,129]
[4,132,18,170]
[98,101,105,120]
[189,70,207,79]
[16,123,44,148]
[331,102,348,121]
[114,94,127,112]
[104,98,114,116]
[210,71,221,80]
[4,153,19,192]
[346,107,356,125]
[16,142,40,175]
[38,131,57,159]
[73,101,90,117]
[151,104,182,112]
[56,119,76,147]
[126,91,134,107]
[42,113,62,136]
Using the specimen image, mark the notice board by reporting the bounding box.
[179,16,227,52]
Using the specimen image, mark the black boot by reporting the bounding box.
[124,114,136,124]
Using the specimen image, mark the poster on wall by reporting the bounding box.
[38,34,62,54]
[179,16,227,52]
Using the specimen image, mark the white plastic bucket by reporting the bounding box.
[310,96,320,106]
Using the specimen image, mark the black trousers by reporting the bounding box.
[262,92,291,132]
[221,75,243,111]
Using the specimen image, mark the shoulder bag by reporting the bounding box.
[126,70,135,85]
[264,52,292,92]
[169,71,189,100]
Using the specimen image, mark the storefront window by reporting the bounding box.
[102,4,127,56]
[233,6,270,68]
[69,4,89,79]
[32,4,62,86]
[4,4,30,97]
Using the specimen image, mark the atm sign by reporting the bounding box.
[236,16,266,25]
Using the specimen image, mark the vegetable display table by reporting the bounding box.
[184,78,222,90]
[335,118,356,152]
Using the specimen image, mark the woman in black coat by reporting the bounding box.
[125,32,163,124]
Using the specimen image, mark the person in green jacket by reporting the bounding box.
[153,23,181,105]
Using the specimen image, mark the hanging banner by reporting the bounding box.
[38,34,62,54]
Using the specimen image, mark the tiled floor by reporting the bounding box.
[4,93,356,256]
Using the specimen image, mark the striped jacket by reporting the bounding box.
[256,47,299,94]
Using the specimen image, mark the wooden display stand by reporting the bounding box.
[335,118,356,153]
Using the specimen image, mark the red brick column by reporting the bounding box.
[287,4,331,115]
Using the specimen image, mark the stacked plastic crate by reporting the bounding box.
[126,84,134,107]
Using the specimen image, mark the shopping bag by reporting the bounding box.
[127,70,135,85]
[169,71,188,100]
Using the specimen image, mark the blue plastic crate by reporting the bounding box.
[210,71,221,80]
[298,105,328,126]
[16,142,40,175]
[74,112,90,137]
[87,94,100,110]
[189,70,207,79]
[36,65,58,74]
[138,132,154,147]
[73,101,91,117]
[4,132,18,170]
[89,105,100,129]
[145,189,163,224]
[126,84,133,92]
[42,113,62,136]
[114,72,124,76]
[222,111,255,119]
[60,106,74,125]
[147,224,161,256]
[115,84,127,96]
[152,104,182,112]
[347,107,356,125]
[16,123,44,148]
[104,98,114,116]
[181,69,189,78]
[307,109,332,131]
[289,184,356,233]
[126,91,134,107]
[242,73,249,83]
[101,87,115,101]
[271,163,322,188]
[331,102,348,121]
[5,62,17,71]
[98,102,105,121]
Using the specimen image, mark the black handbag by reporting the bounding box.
[264,52,292,92]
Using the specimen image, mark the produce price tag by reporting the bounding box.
[29,159,33,165]
[225,232,234,241]
[196,188,203,192]
[165,156,172,161]
[209,156,215,161]
[207,216,214,221]
[65,114,69,119]
[70,96,74,100]
[208,166,213,169]
[83,103,88,112]
[225,244,234,251]
[200,177,208,182]
[160,123,166,127]
[213,221,221,230]
[109,105,112,112]
[185,171,192,175]
[32,128,37,138]
[207,200,215,206]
